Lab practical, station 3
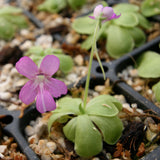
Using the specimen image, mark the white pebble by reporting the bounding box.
[0,145,7,154]
[74,55,84,66]
[134,86,142,91]
[8,104,18,111]
[41,155,51,160]
[46,141,57,153]
[0,92,12,100]
[123,103,133,113]
[20,40,33,51]
[25,125,35,136]
[66,73,77,83]
[35,35,52,49]
[35,121,48,138]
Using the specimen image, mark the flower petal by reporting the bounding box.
[93,4,103,18]
[40,55,60,76]
[19,80,38,105]
[16,56,38,79]
[88,16,95,19]
[36,88,56,113]
[102,7,114,19]
[45,78,67,98]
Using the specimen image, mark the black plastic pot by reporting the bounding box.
[0,36,160,160]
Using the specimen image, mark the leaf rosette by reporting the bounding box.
[48,95,123,157]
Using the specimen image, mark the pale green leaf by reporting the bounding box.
[0,6,22,15]
[57,97,82,114]
[25,46,44,56]
[3,15,28,29]
[106,25,134,58]
[86,95,119,117]
[75,115,102,157]
[38,0,67,13]
[81,34,93,50]
[90,115,123,144]
[0,18,15,40]
[113,3,139,13]
[72,16,96,34]
[136,13,152,29]
[48,112,72,132]
[137,51,160,78]
[68,0,86,10]
[81,21,108,50]
[152,81,160,102]
[54,53,73,73]
[113,12,139,27]
[141,0,160,17]
[63,117,77,142]
[126,27,146,47]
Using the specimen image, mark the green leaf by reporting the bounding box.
[113,3,139,13]
[0,6,22,15]
[68,0,86,10]
[48,112,72,132]
[81,21,109,50]
[136,13,152,29]
[106,25,134,58]
[126,27,146,47]
[63,117,77,142]
[75,115,102,157]
[152,81,160,102]
[54,53,73,73]
[141,0,160,17]
[72,15,96,34]
[90,115,123,144]
[25,46,44,56]
[0,18,15,40]
[81,34,93,50]
[38,0,67,13]
[113,12,139,27]
[86,95,119,117]
[3,15,28,29]
[57,97,82,114]
[102,95,123,111]
[137,51,160,78]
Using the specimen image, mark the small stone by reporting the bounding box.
[146,128,157,142]
[114,95,126,104]
[129,69,138,77]
[94,85,105,92]
[46,141,57,153]
[0,92,12,100]
[123,103,133,113]
[20,40,33,51]
[134,86,142,92]
[25,125,35,136]
[14,79,28,88]
[28,134,39,144]
[35,35,52,49]
[92,158,100,160]
[8,104,18,110]
[35,121,48,138]
[0,145,7,153]
[0,153,4,159]
[58,137,66,148]
[66,73,77,83]
[41,155,51,160]
[1,64,13,75]
[74,55,84,66]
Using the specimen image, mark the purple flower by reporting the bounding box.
[89,4,121,22]
[16,55,67,113]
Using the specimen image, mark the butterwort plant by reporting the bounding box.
[16,55,67,113]
[48,5,123,158]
